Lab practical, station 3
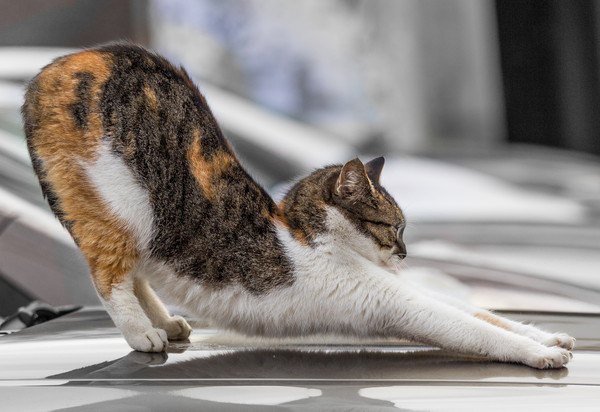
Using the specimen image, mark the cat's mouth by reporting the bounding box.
[379,254,404,274]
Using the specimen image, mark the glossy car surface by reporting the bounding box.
[1,308,599,411]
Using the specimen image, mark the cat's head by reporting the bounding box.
[279,156,406,270]
[328,157,406,270]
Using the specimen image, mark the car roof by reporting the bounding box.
[1,308,599,383]
[1,308,599,409]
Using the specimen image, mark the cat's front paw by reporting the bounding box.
[126,328,168,352]
[542,333,576,350]
[162,315,192,341]
[524,346,572,369]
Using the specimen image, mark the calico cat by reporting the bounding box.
[22,43,574,369]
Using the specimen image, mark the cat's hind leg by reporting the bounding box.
[28,157,168,352]
[98,271,168,352]
[70,155,169,352]
[80,213,169,352]
[134,277,192,341]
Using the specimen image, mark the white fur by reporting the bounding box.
[83,150,573,367]
[102,274,168,352]
[83,141,155,250]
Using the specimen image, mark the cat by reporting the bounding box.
[22,43,574,369]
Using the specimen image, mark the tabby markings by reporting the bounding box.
[187,129,235,199]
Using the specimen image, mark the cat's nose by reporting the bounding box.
[395,240,407,258]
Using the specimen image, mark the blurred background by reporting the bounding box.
[1,0,600,325]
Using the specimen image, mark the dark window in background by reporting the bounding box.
[496,0,600,155]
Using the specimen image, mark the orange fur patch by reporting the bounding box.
[273,203,288,227]
[143,85,158,111]
[291,228,309,246]
[475,312,511,331]
[273,202,309,246]
[188,129,235,199]
[28,51,139,298]
[31,51,111,160]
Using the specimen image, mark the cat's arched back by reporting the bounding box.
[23,43,293,300]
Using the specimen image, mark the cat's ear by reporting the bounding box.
[365,156,385,184]
[335,158,371,199]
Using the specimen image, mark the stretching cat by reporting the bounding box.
[22,43,574,369]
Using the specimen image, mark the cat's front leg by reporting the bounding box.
[473,311,575,350]
[358,279,572,369]
[414,287,575,350]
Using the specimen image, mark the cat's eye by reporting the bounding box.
[395,224,405,240]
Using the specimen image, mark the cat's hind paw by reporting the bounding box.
[524,346,572,369]
[542,333,576,350]
[126,328,168,352]
[162,315,192,341]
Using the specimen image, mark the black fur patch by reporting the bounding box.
[71,72,94,129]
